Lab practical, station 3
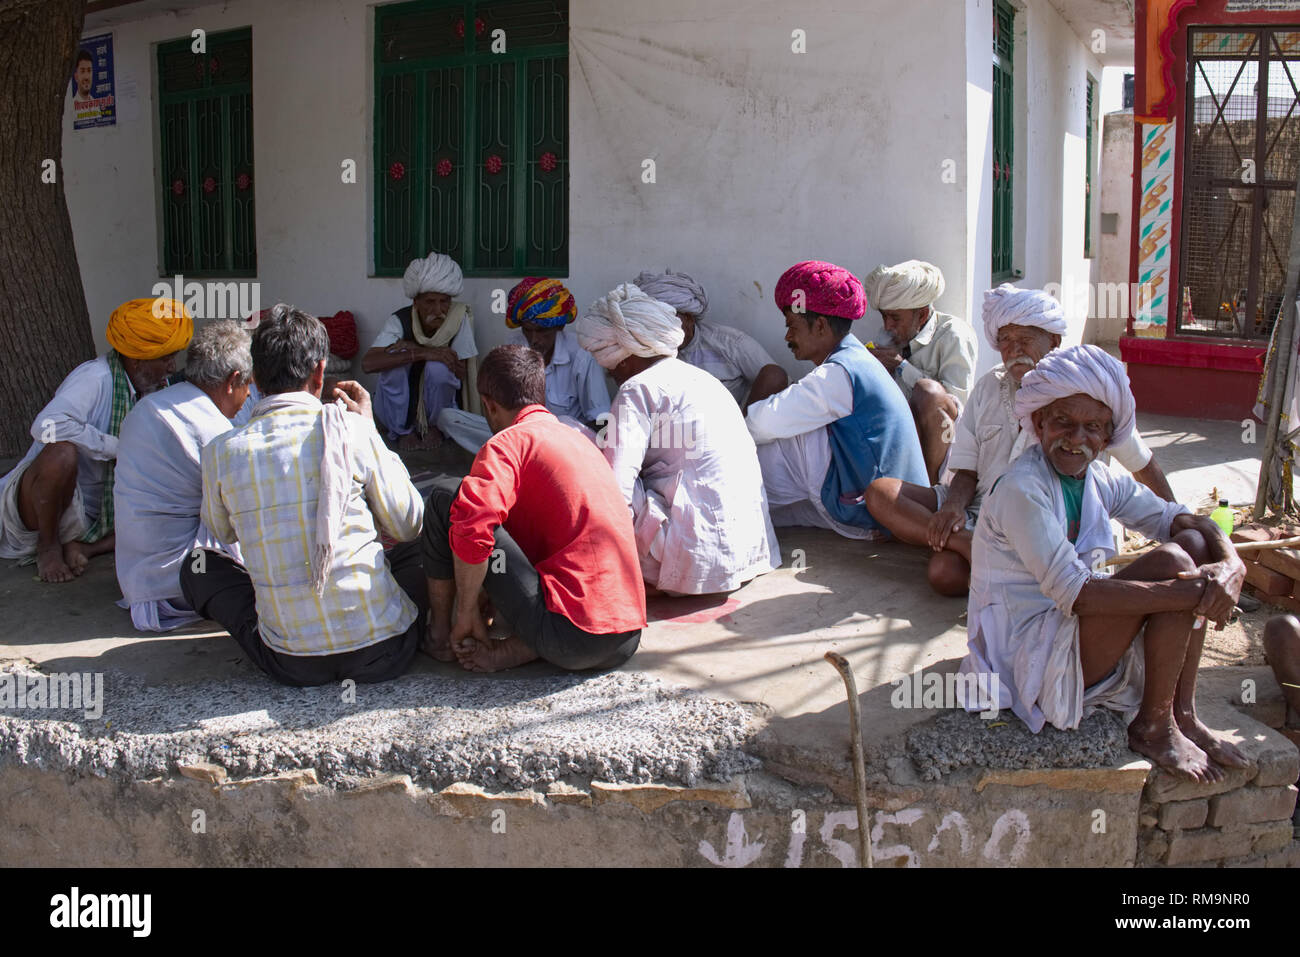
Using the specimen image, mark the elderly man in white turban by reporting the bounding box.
[576,283,779,595]
[633,269,788,408]
[959,344,1248,782]
[865,285,1177,596]
[863,260,977,483]
[362,251,479,449]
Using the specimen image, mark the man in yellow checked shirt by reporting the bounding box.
[0,297,192,582]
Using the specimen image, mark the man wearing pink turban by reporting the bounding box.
[744,261,928,539]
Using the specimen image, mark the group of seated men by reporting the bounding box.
[0,251,1261,781]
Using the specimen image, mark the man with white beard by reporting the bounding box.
[960,344,1246,782]
[864,285,1175,595]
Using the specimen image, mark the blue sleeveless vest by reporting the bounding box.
[820,335,929,530]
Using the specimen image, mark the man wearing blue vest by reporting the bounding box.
[746,260,928,540]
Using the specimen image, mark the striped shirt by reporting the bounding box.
[200,394,424,656]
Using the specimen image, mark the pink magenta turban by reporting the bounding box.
[774,261,866,321]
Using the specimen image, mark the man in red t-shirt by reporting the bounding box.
[421,344,646,673]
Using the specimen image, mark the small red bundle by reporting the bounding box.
[321,310,359,359]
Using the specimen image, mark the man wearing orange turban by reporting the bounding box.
[0,297,192,582]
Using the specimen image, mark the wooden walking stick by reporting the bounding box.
[1105,534,1300,568]
[823,651,873,869]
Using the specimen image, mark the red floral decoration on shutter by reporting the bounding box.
[171,178,185,196]
[235,172,251,191]
[389,161,406,181]
[485,154,503,175]
[539,152,558,173]
[202,176,217,194]
[436,158,453,178]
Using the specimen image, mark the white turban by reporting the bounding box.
[632,269,708,317]
[982,283,1068,350]
[402,252,464,300]
[576,283,685,370]
[1013,344,1136,449]
[864,260,945,312]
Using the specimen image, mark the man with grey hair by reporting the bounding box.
[183,305,426,685]
[113,320,253,631]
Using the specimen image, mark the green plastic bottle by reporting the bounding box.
[1211,499,1234,536]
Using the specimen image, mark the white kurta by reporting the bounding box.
[860,310,978,404]
[678,321,780,405]
[745,356,877,539]
[113,382,237,631]
[603,357,780,594]
[945,363,1156,513]
[0,357,134,558]
[961,444,1189,732]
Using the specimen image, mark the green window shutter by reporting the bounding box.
[375,0,568,277]
[1085,76,1095,258]
[992,0,1014,281]
[158,28,255,277]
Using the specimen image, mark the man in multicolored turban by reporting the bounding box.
[745,261,927,540]
[362,251,479,449]
[960,344,1246,782]
[439,277,609,455]
[864,285,1177,597]
[633,269,788,408]
[862,260,978,483]
[0,297,192,582]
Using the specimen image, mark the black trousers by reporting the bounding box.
[421,478,640,671]
[179,541,429,687]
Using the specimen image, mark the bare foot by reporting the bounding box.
[456,634,538,673]
[63,541,91,576]
[36,543,75,583]
[1128,718,1221,783]
[1177,712,1251,769]
[420,620,456,662]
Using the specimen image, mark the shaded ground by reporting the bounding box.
[0,412,1287,792]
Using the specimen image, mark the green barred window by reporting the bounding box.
[1085,75,1096,258]
[992,0,1014,281]
[157,28,256,276]
[374,0,569,276]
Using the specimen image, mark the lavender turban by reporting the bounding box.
[633,270,708,317]
[774,261,866,321]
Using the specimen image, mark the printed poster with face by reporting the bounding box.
[70,33,116,129]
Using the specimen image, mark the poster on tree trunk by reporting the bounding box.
[69,32,115,129]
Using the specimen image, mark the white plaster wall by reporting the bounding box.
[1089,109,1134,344]
[64,0,971,386]
[566,0,969,379]
[1016,0,1106,349]
[967,0,995,374]
[62,0,1100,389]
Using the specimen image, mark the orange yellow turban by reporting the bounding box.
[106,298,194,360]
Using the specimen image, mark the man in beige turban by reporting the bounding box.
[862,260,977,483]
[362,251,479,449]
[0,297,193,582]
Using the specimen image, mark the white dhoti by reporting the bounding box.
[0,459,90,562]
[755,428,880,541]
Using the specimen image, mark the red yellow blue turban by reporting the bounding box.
[506,277,577,329]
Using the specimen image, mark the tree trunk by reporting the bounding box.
[0,0,93,457]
